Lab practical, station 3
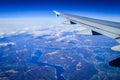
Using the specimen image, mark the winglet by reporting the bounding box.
[53,11,60,17]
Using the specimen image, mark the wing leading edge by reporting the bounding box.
[54,11,120,51]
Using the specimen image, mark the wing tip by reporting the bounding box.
[53,11,60,16]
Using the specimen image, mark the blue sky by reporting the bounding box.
[0,0,120,18]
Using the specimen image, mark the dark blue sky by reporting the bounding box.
[0,0,120,18]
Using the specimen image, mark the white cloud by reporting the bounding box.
[0,42,16,47]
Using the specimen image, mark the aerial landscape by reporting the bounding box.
[0,0,120,80]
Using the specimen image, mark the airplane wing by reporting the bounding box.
[54,11,120,51]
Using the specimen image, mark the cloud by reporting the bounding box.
[0,42,16,47]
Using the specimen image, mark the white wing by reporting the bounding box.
[54,11,120,51]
